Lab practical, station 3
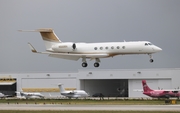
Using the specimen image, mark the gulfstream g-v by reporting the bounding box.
[20,28,162,67]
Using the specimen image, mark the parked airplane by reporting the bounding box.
[20,28,162,67]
[58,83,89,98]
[142,80,180,99]
[16,90,44,99]
[0,92,14,98]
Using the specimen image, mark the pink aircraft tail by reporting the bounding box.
[142,80,153,92]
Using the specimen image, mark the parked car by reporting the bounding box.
[92,93,104,97]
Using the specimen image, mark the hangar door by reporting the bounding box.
[0,78,16,96]
[81,79,128,97]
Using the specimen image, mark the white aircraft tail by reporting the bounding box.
[58,83,65,93]
[19,28,61,50]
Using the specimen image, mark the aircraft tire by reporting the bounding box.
[82,62,88,67]
[149,59,154,63]
[94,62,100,67]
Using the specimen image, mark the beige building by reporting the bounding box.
[0,68,179,98]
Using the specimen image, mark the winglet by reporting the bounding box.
[28,43,37,53]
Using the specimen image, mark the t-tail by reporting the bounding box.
[142,80,153,92]
[19,28,61,51]
[58,83,65,93]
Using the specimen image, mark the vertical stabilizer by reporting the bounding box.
[37,28,60,42]
[19,28,61,51]
[142,80,153,92]
[58,83,65,93]
[37,28,61,50]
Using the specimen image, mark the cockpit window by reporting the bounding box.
[148,43,152,45]
[145,42,153,46]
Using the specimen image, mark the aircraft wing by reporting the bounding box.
[4,94,14,97]
[162,89,180,91]
[49,53,109,61]
[0,93,14,98]
[28,43,109,61]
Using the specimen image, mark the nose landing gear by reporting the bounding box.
[82,57,88,67]
[149,59,154,63]
[148,54,154,63]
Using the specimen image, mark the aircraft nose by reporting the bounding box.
[154,46,162,52]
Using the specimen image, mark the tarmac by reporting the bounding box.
[0,104,180,111]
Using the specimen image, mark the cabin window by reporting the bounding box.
[105,47,108,49]
[145,43,148,46]
[100,47,103,50]
[122,46,125,49]
[94,47,97,50]
[117,46,120,49]
[111,46,114,49]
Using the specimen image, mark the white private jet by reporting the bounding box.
[58,83,89,99]
[20,28,162,67]
[0,92,6,98]
[16,91,44,99]
[0,92,14,98]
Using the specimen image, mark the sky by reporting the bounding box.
[0,0,180,72]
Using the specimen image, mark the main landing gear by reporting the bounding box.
[81,58,100,68]
[94,62,100,67]
[148,54,154,63]
[82,62,88,67]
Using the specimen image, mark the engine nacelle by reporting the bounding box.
[51,42,76,52]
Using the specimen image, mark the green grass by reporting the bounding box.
[0,110,180,113]
[0,98,179,105]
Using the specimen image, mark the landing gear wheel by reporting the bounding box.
[82,62,88,67]
[149,59,154,63]
[94,62,100,67]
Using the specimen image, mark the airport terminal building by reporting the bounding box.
[0,68,180,98]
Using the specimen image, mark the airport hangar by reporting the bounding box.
[0,68,180,98]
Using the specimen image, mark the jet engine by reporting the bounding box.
[52,42,76,52]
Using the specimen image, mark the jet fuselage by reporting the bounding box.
[51,41,161,57]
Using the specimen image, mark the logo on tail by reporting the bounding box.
[142,80,153,92]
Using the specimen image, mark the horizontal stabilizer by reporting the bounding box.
[19,28,53,32]
[133,89,143,92]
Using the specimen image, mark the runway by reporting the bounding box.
[0,104,180,111]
